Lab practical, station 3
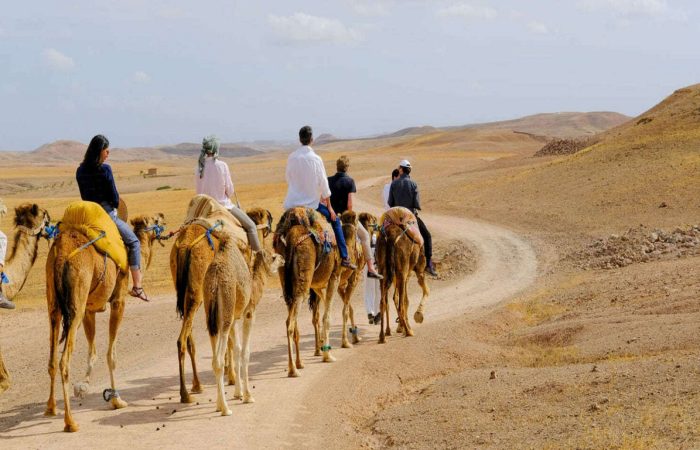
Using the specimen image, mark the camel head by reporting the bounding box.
[358,212,378,233]
[340,210,357,225]
[130,213,166,243]
[253,249,285,277]
[14,203,50,236]
[246,207,273,238]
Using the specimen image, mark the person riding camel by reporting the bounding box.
[195,135,262,252]
[75,134,149,301]
[283,125,356,270]
[388,159,438,277]
[383,168,400,211]
[0,198,12,309]
[327,155,382,279]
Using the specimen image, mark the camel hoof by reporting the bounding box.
[243,395,255,404]
[295,361,305,370]
[288,369,300,378]
[414,311,424,324]
[352,335,361,345]
[341,341,352,349]
[221,408,232,416]
[322,353,336,363]
[396,325,404,334]
[227,379,236,386]
[111,398,128,409]
[181,394,195,404]
[385,329,392,336]
[64,422,80,433]
[378,337,386,344]
[44,407,57,417]
[405,329,415,337]
[233,392,242,400]
[314,350,321,357]
[190,385,203,394]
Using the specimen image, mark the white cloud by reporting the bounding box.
[437,3,498,20]
[132,71,151,83]
[527,21,549,34]
[578,0,686,20]
[42,48,75,71]
[268,13,362,44]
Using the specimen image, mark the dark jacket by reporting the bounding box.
[76,163,120,209]
[328,172,356,214]
[388,174,420,212]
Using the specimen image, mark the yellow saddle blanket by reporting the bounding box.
[184,194,248,244]
[381,207,424,247]
[59,201,128,273]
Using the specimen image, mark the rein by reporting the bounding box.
[67,231,107,261]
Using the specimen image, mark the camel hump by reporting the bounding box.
[275,207,336,247]
[381,207,424,247]
[184,194,247,244]
[58,201,129,272]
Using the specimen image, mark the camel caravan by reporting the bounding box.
[0,128,435,432]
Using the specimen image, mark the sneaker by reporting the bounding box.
[341,258,357,270]
[0,292,15,310]
[425,261,438,277]
[367,270,383,280]
[373,313,381,325]
[368,313,374,324]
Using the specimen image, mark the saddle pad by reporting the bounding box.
[381,207,424,247]
[184,194,247,243]
[59,201,128,272]
[276,207,336,247]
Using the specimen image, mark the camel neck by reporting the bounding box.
[3,231,40,299]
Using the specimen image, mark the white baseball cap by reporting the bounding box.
[399,159,411,168]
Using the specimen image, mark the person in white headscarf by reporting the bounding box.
[195,135,262,252]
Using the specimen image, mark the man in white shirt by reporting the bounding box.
[382,169,400,211]
[283,126,355,269]
[195,135,262,252]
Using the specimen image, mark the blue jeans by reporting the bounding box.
[102,203,141,269]
[316,203,348,260]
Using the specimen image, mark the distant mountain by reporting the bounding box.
[384,126,439,138]
[314,134,338,145]
[158,143,261,158]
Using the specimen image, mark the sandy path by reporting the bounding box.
[0,188,536,448]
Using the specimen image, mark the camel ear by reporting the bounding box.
[31,204,39,216]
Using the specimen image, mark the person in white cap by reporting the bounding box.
[388,159,438,276]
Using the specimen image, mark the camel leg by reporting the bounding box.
[341,290,352,349]
[107,299,128,410]
[413,266,430,324]
[176,310,197,403]
[397,275,413,337]
[294,319,304,369]
[240,309,255,403]
[321,277,338,363]
[187,335,203,394]
[394,287,404,334]
[378,279,388,344]
[231,322,243,400]
[0,346,9,395]
[73,311,97,399]
[45,310,61,416]
[225,331,236,385]
[286,300,301,377]
[60,321,80,432]
[211,322,232,416]
[349,302,360,345]
[311,295,321,357]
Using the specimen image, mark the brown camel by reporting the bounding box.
[170,197,272,403]
[0,203,51,395]
[334,211,366,348]
[44,210,164,432]
[375,207,430,344]
[274,207,341,377]
[203,235,283,415]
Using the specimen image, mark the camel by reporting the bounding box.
[375,207,430,344]
[44,209,164,432]
[274,207,341,377]
[203,235,283,415]
[333,211,366,349]
[0,203,51,394]
[170,198,272,403]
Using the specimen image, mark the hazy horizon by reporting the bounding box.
[1,1,698,151]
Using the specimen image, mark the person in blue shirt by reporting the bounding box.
[75,135,148,301]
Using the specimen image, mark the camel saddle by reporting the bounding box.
[58,201,129,273]
[380,207,424,247]
[274,207,336,250]
[184,194,248,245]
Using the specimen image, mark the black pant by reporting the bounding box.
[416,216,432,263]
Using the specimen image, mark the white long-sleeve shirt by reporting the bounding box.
[195,158,235,209]
[283,146,332,210]
[382,182,391,210]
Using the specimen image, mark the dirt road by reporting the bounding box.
[0,195,536,448]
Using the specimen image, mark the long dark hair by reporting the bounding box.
[82,134,109,168]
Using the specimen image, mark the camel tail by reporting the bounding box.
[283,241,296,306]
[206,264,220,337]
[385,238,395,289]
[175,247,192,319]
[308,289,319,312]
[56,260,74,345]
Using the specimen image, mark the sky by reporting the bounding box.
[0,0,698,150]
